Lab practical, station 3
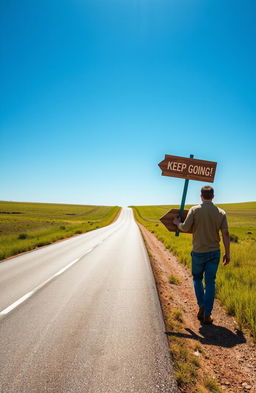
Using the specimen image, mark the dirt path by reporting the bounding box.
[139,223,256,393]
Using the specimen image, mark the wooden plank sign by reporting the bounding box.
[160,209,192,233]
[158,155,217,183]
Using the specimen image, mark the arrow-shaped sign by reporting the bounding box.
[158,155,217,183]
[160,209,192,233]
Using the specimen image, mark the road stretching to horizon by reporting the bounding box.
[0,208,178,393]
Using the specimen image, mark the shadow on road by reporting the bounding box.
[165,325,246,348]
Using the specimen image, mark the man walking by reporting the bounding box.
[173,186,230,324]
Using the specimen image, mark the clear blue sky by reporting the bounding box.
[1,0,255,206]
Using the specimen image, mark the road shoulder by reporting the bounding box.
[138,223,256,393]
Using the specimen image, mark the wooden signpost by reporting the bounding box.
[158,154,217,183]
[158,154,217,236]
[160,209,192,233]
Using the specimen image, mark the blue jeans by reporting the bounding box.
[191,250,220,316]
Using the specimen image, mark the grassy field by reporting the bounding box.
[0,201,120,261]
[132,202,256,339]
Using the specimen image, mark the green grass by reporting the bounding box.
[203,378,222,393]
[132,202,256,339]
[0,201,120,260]
[168,274,181,285]
[167,307,199,389]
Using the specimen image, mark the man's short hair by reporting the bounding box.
[201,186,214,200]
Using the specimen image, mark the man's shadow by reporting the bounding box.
[165,324,246,348]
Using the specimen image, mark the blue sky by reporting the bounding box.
[1,0,255,206]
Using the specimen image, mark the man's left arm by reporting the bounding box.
[220,214,230,265]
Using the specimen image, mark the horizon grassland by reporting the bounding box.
[0,201,120,261]
[132,201,256,340]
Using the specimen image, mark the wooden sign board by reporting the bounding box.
[158,155,217,183]
[160,209,192,233]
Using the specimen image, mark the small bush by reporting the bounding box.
[59,225,66,230]
[170,308,183,323]
[18,233,28,240]
[191,356,201,368]
[36,241,51,247]
[204,378,222,393]
[168,274,181,285]
[172,343,189,361]
[230,234,238,243]
[75,230,82,234]
[175,361,198,386]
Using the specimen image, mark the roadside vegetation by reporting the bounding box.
[132,202,256,339]
[138,225,226,393]
[167,306,222,393]
[0,201,120,261]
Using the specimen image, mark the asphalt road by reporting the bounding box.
[0,208,179,393]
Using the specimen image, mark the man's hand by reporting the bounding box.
[221,229,230,266]
[173,215,181,226]
[223,254,230,265]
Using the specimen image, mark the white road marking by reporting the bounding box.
[53,258,80,278]
[0,222,124,317]
[0,291,34,315]
[0,257,81,316]
[0,254,89,316]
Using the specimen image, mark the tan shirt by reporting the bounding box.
[178,201,228,253]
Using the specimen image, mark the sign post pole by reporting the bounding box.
[175,154,194,236]
[158,153,217,234]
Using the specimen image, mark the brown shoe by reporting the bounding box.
[197,307,205,321]
[204,315,213,325]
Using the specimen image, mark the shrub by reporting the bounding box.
[230,234,238,243]
[36,241,51,247]
[168,274,181,285]
[204,378,222,393]
[18,233,28,240]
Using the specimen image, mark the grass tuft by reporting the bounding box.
[204,378,222,393]
[230,233,239,243]
[18,233,28,240]
[168,274,181,285]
